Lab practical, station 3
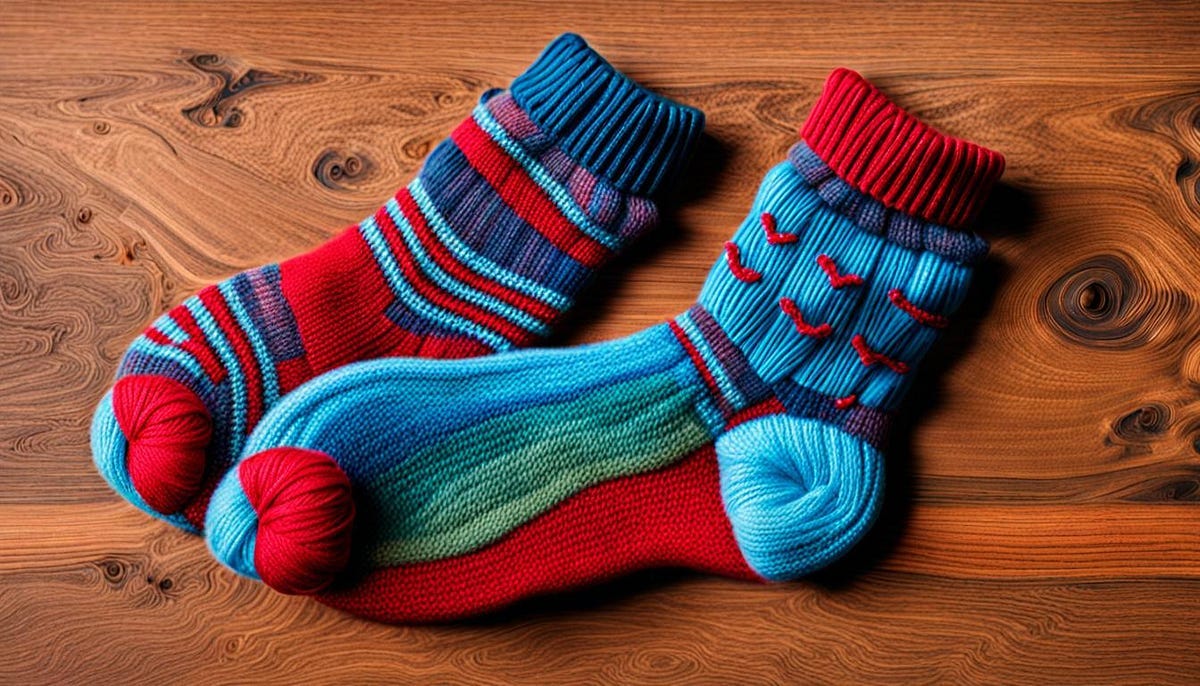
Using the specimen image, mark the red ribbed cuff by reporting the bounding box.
[800,68,1005,229]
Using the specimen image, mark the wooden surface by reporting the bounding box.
[2,1,1200,683]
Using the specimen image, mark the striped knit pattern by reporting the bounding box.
[668,304,773,431]
[93,33,704,531]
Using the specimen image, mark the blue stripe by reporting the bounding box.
[382,199,551,338]
[151,313,189,344]
[408,179,571,310]
[420,141,593,292]
[678,311,747,412]
[672,357,726,435]
[184,297,249,460]
[359,215,509,351]
[472,102,618,250]
[217,280,281,406]
[127,335,210,386]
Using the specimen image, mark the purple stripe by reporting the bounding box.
[770,379,892,450]
[237,265,306,363]
[484,92,659,242]
[686,305,772,407]
[420,139,592,294]
[788,142,988,265]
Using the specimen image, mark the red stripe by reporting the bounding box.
[816,254,863,289]
[724,242,762,283]
[168,306,226,384]
[669,320,734,418]
[144,327,173,346]
[197,286,266,427]
[726,396,786,429]
[888,288,949,328]
[394,188,559,323]
[374,206,535,347]
[450,117,610,269]
[316,446,756,623]
[761,212,798,245]
[779,297,833,339]
[850,333,910,374]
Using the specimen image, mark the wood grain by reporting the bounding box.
[2,1,1199,683]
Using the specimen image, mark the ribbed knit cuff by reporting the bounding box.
[801,68,1005,229]
[511,33,705,197]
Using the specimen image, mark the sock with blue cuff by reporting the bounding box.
[90,33,704,532]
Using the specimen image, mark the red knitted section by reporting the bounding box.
[451,116,612,269]
[316,446,758,623]
[241,448,356,596]
[801,68,1005,229]
[114,375,211,514]
[281,226,491,380]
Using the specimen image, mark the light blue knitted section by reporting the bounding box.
[715,414,883,580]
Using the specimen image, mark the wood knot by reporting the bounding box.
[76,207,92,224]
[145,574,172,591]
[92,121,110,135]
[312,150,372,191]
[181,52,311,129]
[1122,472,1200,502]
[402,138,432,164]
[191,54,224,67]
[1041,255,1154,347]
[1113,403,1171,440]
[95,558,128,586]
[0,178,16,208]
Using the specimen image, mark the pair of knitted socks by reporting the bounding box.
[92,34,1004,622]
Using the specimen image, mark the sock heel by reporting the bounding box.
[715,414,884,581]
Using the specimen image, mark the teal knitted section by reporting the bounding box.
[366,365,711,565]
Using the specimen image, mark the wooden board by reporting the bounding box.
[2,1,1199,682]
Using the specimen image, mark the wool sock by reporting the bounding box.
[205,68,1005,620]
[90,34,704,532]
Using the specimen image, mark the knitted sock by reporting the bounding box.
[205,69,1005,618]
[90,34,704,532]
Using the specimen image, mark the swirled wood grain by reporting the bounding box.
[2,1,1199,683]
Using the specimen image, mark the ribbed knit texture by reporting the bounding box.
[511,34,705,196]
[801,68,1005,229]
[204,69,1004,622]
[90,34,703,533]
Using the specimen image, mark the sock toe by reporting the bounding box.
[207,447,355,596]
[108,374,212,515]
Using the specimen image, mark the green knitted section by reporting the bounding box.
[366,367,711,565]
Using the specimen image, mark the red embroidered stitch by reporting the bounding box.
[761,212,798,244]
[888,288,949,328]
[779,297,832,339]
[851,334,909,374]
[817,254,863,289]
[724,241,761,283]
[834,394,858,410]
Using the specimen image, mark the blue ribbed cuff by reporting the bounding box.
[510,33,705,197]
